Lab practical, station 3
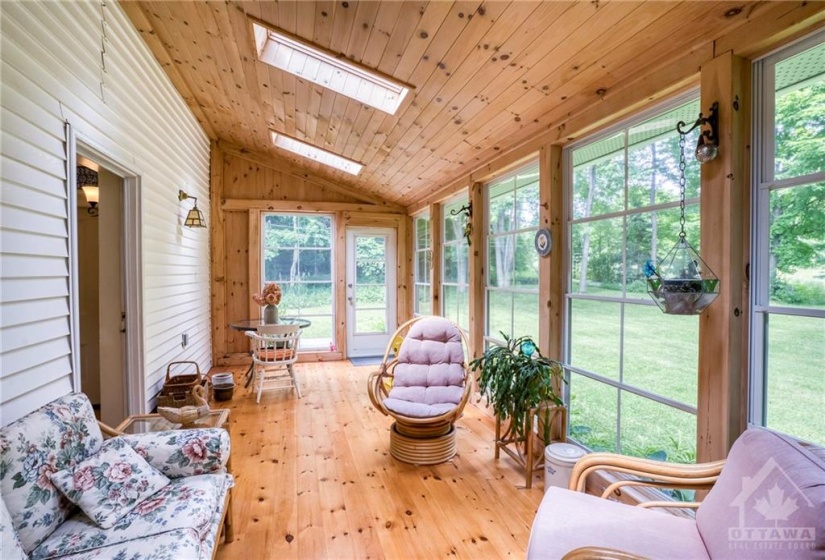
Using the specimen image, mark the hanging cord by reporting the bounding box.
[678,133,687,240]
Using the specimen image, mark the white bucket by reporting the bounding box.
[544,443,586,493]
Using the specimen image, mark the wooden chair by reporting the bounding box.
[245,324,302,402]
[368,316,473,465]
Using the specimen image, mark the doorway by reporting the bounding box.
[345,228,397,358]
[69,128,144,424]
[76,157,127,425]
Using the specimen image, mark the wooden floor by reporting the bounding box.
[210,360,546,560]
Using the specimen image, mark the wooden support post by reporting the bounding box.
[247,210,261,321]
[539,144,567,442]
[335,212,347,357]
[469,182,485,360]
[398,214,412,326]
[429,203,443,317]
[696,51,750,463]
[210,142,227,365]
[539,144,565,363]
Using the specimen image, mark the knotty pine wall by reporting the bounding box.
[210,143,411,365]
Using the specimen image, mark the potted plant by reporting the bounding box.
[470,335,566,487]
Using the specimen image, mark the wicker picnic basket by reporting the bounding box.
[158,361,208,407]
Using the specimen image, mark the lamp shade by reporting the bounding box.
[80,185,99,205]
[184,206,206,228]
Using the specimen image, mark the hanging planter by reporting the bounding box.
[643,107,720,316]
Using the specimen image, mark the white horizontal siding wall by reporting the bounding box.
[0,0,211,425]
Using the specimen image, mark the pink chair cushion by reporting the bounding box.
[527,487,709,559]
[384,317,466,418]
[696,428,825,559]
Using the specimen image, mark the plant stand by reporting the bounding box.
[495,403,567,489]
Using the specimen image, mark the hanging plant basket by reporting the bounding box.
[645,238,719,315]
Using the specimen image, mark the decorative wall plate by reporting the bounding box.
[535,228,552,256]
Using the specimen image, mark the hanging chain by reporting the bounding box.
[678,132,687,239]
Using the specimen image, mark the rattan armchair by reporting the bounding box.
[368,316,473,465]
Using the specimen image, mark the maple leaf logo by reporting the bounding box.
[754,484,798,525]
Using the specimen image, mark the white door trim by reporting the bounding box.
[346,227,397,357]
[67,125,146,415]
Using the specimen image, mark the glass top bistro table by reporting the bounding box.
[229,317,311,388]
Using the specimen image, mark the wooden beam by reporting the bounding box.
[468,182,485,360]
[538,144,564,363]
[221,199,401,214]
[429,202,443,317]
[247,209,261,322]
[696,51,750,463]
[398,215,412,326]
[334,212,347,357]
[210,141,226,365]
[217,141,404,211]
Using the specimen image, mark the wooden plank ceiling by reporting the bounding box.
[123,1,817,208]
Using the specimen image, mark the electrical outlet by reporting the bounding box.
[181,333,188,348]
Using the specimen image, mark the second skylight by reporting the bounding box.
[272,132,363,175]
[251,18,411,115]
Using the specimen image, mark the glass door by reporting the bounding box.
[346,228,397,357]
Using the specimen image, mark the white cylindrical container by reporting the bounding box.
[544,443,586,493]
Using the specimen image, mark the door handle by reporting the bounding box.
[348,296,353,305]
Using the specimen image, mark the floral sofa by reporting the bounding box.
[0,393,233,560]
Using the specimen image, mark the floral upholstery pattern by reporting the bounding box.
[0,393,103,553]
[119,429,230,478]
[2,498,27,560]
[53,528,202,560]
[49,439,170,529]
[31,474,230,560]
[1,393,233,560]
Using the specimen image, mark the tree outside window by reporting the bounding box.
[263,213,334,351]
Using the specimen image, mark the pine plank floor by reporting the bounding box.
[210,360,546,559]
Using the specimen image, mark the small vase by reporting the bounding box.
[263,304,279,324]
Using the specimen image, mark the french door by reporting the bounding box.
[345,228,397,357]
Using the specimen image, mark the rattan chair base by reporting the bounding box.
[390,422,456,465]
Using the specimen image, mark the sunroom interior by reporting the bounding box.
[1,1,823,559]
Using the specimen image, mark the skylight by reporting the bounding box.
[251,18,410,115]
[272,132,363,175]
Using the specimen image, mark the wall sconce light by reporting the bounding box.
[676,101,719,164]
[77,166,99,217]
[178,189,206,228]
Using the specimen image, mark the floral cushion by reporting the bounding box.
[119,429,230,478]
[52,527,202,560]
[49,438,170,529]
[0,393,103,553]
[1,498,27,560]
[31,473,231,560]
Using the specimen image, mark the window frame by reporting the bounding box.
[749,30,825,439]
[484,160,541,347]
[441,194,470,331]
[413,211,431,316]
[260,211,336,351]
[562,90,703,458]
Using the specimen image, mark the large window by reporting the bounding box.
[263,214,334,351]
[565,96,702,462]
[751,33,825,445]
[486,163,540,344]
[413,213,431,315]
[442,196,470,330]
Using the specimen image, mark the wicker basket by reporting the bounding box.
[158,361,206,407]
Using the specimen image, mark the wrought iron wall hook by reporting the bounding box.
[676,101,719,164]
[450,202,472,219]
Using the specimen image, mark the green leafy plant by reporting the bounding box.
[470,334,565,442]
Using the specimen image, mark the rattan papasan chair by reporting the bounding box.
[368,315,473,465]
